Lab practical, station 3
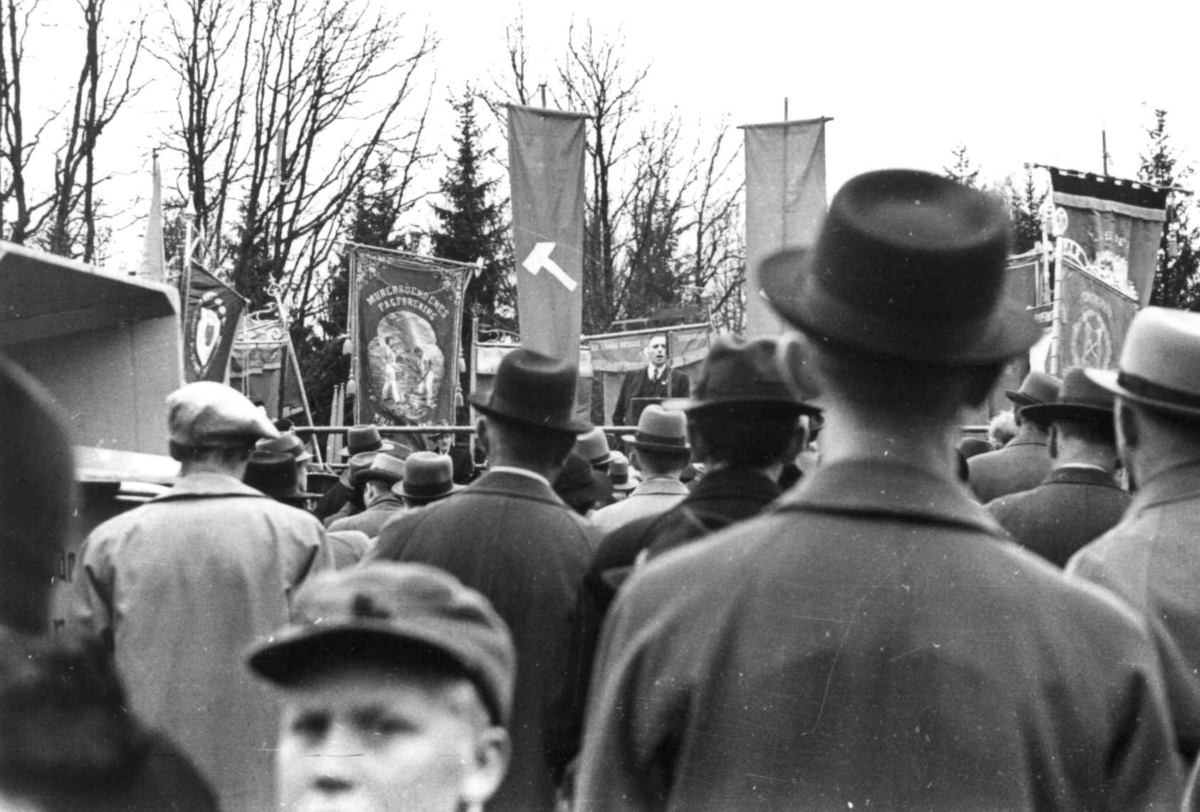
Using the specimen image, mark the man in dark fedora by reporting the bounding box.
[328,453,407,539]
[1069,307,1200,761]
[611,334,691,428]
[967,370,1061,502]
[986,367,1129,567]
[368,348,599,812]
[591,405,691,534]
[575,170,1182,809]
[69,382,335,811]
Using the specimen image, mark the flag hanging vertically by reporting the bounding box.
[136,153,165,284]
[1048,167,1168,306]
[744,118,828,337]
[181,221,245,383]
[182,266,245,382]
[507,104,587,361]
[348,245,472,427]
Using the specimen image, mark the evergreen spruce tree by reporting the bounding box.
[944,144,982,189]
[431,90,514,394]
[1139,109,1200,311]
[1004,167,1047,255]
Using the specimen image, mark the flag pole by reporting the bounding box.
[1048,235,1065,377]
[268,283,321,463]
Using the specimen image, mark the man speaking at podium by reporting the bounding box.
[611,334,690,427]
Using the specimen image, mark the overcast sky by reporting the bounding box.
[19,0,1200,270]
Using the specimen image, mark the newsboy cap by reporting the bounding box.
[247,562,516,726]
[167,382,278,448]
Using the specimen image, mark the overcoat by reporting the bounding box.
[588,467,780,615]
[967,425,1052,502]
[69,473,334,811]
[575,460,1183,810]
[327,491,405,538]
[1068,460,1200,760]
[368,469,600,812]
[986,465,1130,567]
[611,366,690,427]
[590,476,688,535]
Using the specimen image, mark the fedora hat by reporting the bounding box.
[607,452,637,492]
[553,451,611,510]
[339,424,396,458]
[469,348,591,434]
[256,430,312,462]
[1086,307,1200,421]
[1021,367,1115,424]
[393,451,463,502]
[355,453,406,486]
[671,335,822,416]
[760,169,1041,366]
[245,451,318,500]
[622,405,689,453]
[1003,371,1062,409]
[574,427,615,467]
[247,562,516,726]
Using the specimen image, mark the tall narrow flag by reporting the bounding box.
[136,153,165,283]
[744,118,828,337]
[507,104,587,362]
[1048,167,1168,306]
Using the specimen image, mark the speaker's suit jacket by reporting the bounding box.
[368,468,600,812]
[611,366,690,427]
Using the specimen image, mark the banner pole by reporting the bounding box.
[1048,236,1065,377]
[348,247,361,425]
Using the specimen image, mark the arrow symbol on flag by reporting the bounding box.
[522,242,578,292]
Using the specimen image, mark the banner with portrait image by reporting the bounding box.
[349,246,471,427]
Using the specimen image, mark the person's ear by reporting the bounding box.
[460,726,510,810]
[1048,425,1059,460]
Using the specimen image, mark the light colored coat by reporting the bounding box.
[70,472,334,811]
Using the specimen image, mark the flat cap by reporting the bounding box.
[167,381,279,448]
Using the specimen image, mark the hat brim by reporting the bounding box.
[341,440,397,459]
[470,394,591,434]
[761,248,1042,366]
[621,435,691,453]
[1084,369,1200,421]
[666,396,823,417]
[610,480,637,492]
[1003,391,1042,408]
[394,482,466,500]
[357,472,404,486]
[1020,402,1114,424]
[245,622,504,724]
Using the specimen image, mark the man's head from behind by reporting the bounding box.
[763,169,1039,431]
[1020,367,1118,471]
[248,563,514,812]
[167,382,279,474]
[1086,308,1200,485]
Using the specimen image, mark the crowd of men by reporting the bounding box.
[6,168,1200,810]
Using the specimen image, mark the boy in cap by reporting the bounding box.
[69,381,335,811]
[576,170,1182,809]
[248,562,514,812]
[1069,306,1200,760]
